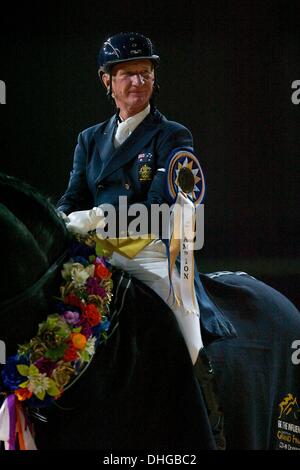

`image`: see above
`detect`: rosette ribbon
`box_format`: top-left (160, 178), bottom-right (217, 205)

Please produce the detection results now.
top-left (165, 148), bottom-right (205, 353)
top-left (170, 191), bottom-right (198, 315)
top-left (0, 395), bottom-right (37, 450)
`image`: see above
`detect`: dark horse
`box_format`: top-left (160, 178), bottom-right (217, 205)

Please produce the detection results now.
top-left (0, 173), bottom-right (300, 450)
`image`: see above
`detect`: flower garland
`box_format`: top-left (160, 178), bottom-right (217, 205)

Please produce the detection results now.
top-left (0, 236), bottom-right (113, 449)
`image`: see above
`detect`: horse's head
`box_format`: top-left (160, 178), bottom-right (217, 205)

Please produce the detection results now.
top-left (0, 173), bottom-right (69, 356)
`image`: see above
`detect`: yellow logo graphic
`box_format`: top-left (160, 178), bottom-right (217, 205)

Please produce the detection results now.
top-left (139, 164), bottom-right (152, 181)
top-left (279, 394), bottom-right (300, 419)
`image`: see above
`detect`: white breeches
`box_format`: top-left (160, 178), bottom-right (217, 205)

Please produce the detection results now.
top-left (109, 240), bottom-right (203, 365)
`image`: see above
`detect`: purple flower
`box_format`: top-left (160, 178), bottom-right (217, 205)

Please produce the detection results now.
top-left (86, 278), bottom-right (106, 297)
top-left (80, 325), bottom-right (92, 338)
top-left (62, 310), bottom-right (81, 325)
top-left (34, 358), bottom-right (56, 375)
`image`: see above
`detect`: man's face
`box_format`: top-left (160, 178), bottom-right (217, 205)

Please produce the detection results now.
top-left (103, 59), bottom-right (155, 118)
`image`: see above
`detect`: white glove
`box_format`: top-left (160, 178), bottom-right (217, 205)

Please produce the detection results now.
top-left (66, 207), bottom-right (106, 235)
top-left (56, 210), bottom-right (70, 223)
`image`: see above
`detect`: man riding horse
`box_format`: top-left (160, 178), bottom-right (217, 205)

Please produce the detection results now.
top-left (56, 31), bottom-right (236, 366)
top-left (0, 32), bottom-right (299, 451)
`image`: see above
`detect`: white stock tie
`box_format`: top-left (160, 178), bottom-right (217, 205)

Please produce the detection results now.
top-left (114, 121), bottom-right (131, 147)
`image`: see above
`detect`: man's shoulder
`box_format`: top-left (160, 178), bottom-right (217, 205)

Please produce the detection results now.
top-left (80, 116), bottom-right (114, 140)
top-left (156, 109), bottom-right (191, 135)
top-left (153, 109), bottom-right (193, 152)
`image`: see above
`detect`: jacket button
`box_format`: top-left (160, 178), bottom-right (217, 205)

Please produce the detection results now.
top-left (124, 183), bottom-right (130, 190)
top-left (97, 183), bottom-right (105, 190)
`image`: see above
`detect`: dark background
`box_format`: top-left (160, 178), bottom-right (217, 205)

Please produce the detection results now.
top-left (0, 0), bottom-right (299, 306)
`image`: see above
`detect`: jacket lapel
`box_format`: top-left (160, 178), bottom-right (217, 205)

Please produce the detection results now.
top-left (95, 110), bottom-right (162, 184)
top-left (93, 115), bottom-right (117, 164)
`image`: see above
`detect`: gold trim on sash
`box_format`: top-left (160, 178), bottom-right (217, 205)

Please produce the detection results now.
top-left (96, 235), bottom-right (156, 259)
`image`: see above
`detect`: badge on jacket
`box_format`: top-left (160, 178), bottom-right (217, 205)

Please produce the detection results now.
top-left (138, 153), bottom-right (153, 182)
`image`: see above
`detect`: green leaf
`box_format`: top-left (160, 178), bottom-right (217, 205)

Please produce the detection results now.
top-left (17, 343), bottom-right (31, 356)
top-left (56, 327), bottom-right (70, 339)
top-left (35, 390), bottom-right (46, 401)
top-left (19, 381), bottom-right (29, 388)
top-left (47, 314), bottom-right (60, 326)
top-left (95, 243), bottom-right (111, 257)
top-left (72, 327), bottom-right (82, 333)
top-left (28, 364), bottom-right (39, 376)
top-left (47, 379), bottom-right (60, 397)
top-left (16, 365), bottom-right (29, 376)
top-left (80, 350), bottom-right (90, 362)
top-left (45, 343), bottom-right (67, 361)
top-left (38, 315), bottom-right (59, 335)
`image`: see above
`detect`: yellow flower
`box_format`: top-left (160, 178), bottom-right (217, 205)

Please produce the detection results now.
top-left (52, 363), bottom-right (74, 388)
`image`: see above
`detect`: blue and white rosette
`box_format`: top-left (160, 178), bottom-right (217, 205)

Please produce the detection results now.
top-left (166, 148), bottom-right (205, 206)
top-left (165, 148), bottom-right (205, 319)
